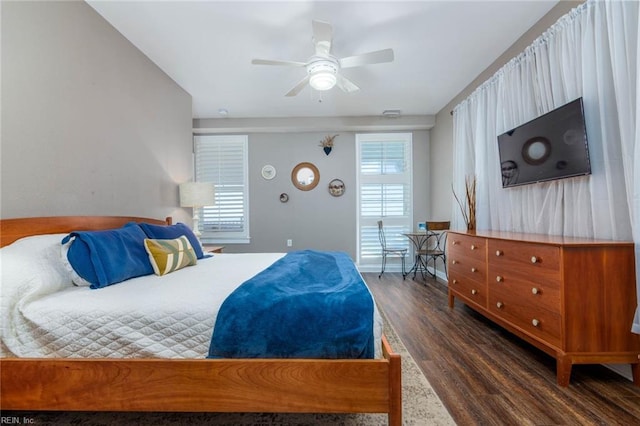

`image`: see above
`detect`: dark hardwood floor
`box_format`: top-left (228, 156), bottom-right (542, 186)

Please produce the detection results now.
top-left (364, 272), bottom-right (640, 426)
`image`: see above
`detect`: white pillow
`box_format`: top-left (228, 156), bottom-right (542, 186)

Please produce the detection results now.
top-left (1, 233), bottom-right (72, 286)
top-left (0, 233), bottom-right (73, 293)
top-left (1, 233), bottom-right (74, 354)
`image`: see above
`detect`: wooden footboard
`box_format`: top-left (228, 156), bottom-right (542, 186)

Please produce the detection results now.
top-left (1, 335), bottom-right (401, 425)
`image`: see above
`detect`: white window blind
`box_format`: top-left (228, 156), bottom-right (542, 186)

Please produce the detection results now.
top-left (194, 134), bottom-right (249, 243)
top-left (357, 133), bottom-right (412, 269)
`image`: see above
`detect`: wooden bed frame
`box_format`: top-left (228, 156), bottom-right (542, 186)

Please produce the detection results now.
top-left (0, 216), bottom-right (402, 425)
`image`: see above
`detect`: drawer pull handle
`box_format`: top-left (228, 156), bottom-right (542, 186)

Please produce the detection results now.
top-left (471, 244), bottom-right (476, 250)
top-left (531, 256), bottom-right (539, 264)
top-left (496, 250), bottom-right (503, 256)
top-left (532, 287), bottom-right (539, 295)
top-left (452, 260), bottom-right (458, 264)
top-left (471, 267), bottom-right (477, 273)
top-left (532, 319), bottom-right (540, 327)
top-left (453, 279), bottom-right (458, 284)
top-left (496, 276), bottom-right (503, 282)
top-left (452, 241), bottom-right (459, 245)
top-left (471, 289), bottom-right (477, 295)
top-left (496, 302), bottom-right (503, 309)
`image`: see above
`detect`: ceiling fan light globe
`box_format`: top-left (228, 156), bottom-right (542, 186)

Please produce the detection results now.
top-left (309, 71), bottom-right (337, 91)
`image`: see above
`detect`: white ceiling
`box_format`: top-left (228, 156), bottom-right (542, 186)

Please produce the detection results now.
top-left (87, 1), bottom-right (559, 119)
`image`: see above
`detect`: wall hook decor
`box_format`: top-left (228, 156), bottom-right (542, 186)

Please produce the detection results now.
top-left (319, 134), bottom-right (338, 155)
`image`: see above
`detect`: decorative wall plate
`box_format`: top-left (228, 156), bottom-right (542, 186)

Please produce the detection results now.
top-left (279, 193), bottom-right (289, 203)
top-left (261, 165), bottom-right (276, 180)
top-left (328, 179), bottom-right (345, 197)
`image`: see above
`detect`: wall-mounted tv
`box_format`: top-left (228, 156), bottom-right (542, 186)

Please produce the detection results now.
top-left (497, 98), bottom-right (591, 188)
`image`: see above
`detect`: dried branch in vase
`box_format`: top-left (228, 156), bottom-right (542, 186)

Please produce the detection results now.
top-left (453, 175), bottom-right (476, 231)
top-left (319, 134), bottom-right (339, 148)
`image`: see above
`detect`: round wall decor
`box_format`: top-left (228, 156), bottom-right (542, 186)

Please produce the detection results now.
top-left (291, 162), bottom-right (319, 191)
top-left (328, 179), bottom-right (345, 197)
top-left (261, 165), bottom-right (276, 180)
top-left (279, 193), bottom-right (289, 203)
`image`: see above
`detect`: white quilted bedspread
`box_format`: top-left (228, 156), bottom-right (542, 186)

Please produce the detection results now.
top-left (1, 234), bottom-right (382, 359)
top-left (1, 233), bottom-right (284, 358)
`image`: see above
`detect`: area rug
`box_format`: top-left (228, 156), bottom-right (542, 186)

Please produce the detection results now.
top-left (3, 311), bottom-right (455, 425)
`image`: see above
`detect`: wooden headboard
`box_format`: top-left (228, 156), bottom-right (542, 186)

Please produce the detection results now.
top-left (0, 216), bottom-right (172, 247)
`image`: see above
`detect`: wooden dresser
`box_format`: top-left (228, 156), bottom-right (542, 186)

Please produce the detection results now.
top-left (447, 230), bottom-right (640, 386)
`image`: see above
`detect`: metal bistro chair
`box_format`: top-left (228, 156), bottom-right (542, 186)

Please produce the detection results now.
top-left (416, 221), bottom-right (450, 279)
top-left (377, 220), bottom-right (407, 279)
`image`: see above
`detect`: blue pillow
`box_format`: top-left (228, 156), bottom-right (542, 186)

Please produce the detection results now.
top-left (138, 222), bottom-right (204, 259)
top-left (61, 223), bottom-right (153, 289)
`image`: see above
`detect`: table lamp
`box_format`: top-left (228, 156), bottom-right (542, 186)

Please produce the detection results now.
top-left (179, 182), bottom-right (215, 238)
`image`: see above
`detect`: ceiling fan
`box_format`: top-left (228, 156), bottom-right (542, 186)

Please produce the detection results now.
top-left (251, 20), bottom-right (394, 97)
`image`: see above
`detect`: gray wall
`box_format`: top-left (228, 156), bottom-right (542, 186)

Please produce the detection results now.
top-left (429, 1), bottom-right (584, 221)
top-left (247, 131), bottom-right (361, 255)
top-left (192, 125), bottom-right (429, 261)
top-left (1, 1), bottom-right (193, 223)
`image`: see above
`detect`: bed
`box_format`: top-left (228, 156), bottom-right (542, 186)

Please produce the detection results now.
top-left (0, 216), bottom-right (402, 425)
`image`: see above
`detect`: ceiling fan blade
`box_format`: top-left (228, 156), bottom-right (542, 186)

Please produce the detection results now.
top-left (252, 58), bottom-right (306, 67)
top-left (339, 48), bottom-right (394, 68)
top-left (285, 75), bottom-right (311, 97)
top-left (336, 74), bottom-right (360, 93)
top-left (312, 20), bottom-right (333, 56)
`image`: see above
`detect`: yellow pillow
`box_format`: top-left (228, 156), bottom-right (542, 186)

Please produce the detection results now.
top-left (144, 236), bottom-right (197, 276)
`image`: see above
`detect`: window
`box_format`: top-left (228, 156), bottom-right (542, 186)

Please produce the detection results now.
top-left (356, 133), bottom-right (412, 270)
top-left (194, 134), bottom-right (249, 243)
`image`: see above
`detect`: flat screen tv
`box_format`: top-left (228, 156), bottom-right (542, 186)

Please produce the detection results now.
top-left (497, 98), bottom-right (591, 188)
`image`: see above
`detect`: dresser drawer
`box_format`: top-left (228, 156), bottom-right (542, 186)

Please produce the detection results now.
top-left (488, 290), bottom-right (561, 347)
top-left (489, 276), bottom-right (561, 314)
top-left (449, 251), bottom-right (486, 283)
top-left (449, 274), bottom-right (486, 308)
top-left (488, 240), bottom-right (561, 284)
top-left (448, 234), bottom-right (486, 261)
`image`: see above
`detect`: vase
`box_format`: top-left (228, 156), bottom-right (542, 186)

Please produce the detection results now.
top-left (323, 147), bottom-right (332, 155)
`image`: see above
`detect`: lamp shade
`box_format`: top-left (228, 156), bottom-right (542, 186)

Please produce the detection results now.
top-left (179, 182), bottom-right (215, 207)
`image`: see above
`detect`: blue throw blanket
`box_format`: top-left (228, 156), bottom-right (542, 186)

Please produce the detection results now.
top-left (208, 250), bottom-right (375, 359)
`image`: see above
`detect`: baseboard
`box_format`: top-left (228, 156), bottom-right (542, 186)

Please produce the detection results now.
top-left (604, 363), bottom-right (633, 381)
top-left (423, 267), bottom-right (448, 282)
top-left (357, 264), bottom-right (403, 273)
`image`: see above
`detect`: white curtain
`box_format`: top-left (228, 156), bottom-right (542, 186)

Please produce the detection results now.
top-left (451, 0), bottom-right (640, 333)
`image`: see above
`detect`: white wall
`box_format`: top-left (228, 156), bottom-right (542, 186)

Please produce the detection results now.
top-left (1, 1), bottom-right (193, 223)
